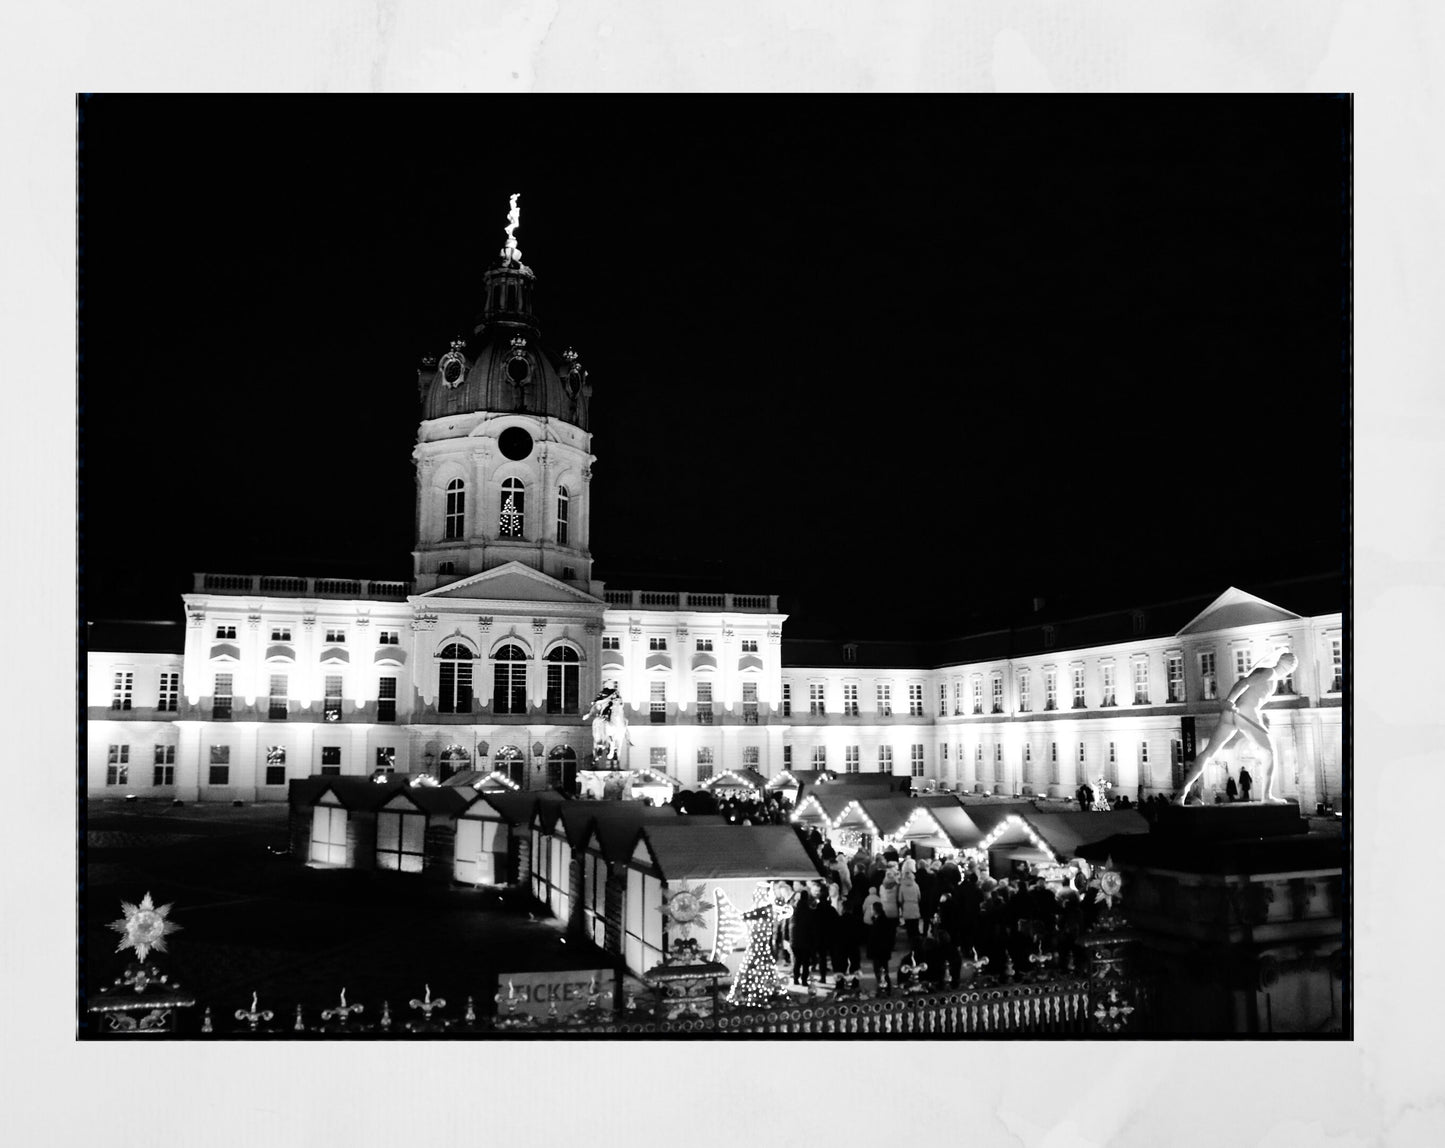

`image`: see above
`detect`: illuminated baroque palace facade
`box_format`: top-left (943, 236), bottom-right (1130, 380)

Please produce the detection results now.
top-left (86, 225), bottom-right (1344, 808)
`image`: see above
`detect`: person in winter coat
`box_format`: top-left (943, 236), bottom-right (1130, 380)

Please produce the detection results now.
top-left (879, 866), bottom-right (901, 921)
top-left (812, 887), bottom-right (838, 980)
top-left (898, 871), bottom-right (923, 951)
top-left (866, 903), bottom-right (897, 990)
top-left (860, 882), bottom-right (882, 925)
top-left (830, 854), bottom-right (852, 896)
top-left (922, 913), bottom-right (957, 988)
top-left (834, 896), bottom-right (863, 975)
top-left (791, 890), bottom-right (817, 985)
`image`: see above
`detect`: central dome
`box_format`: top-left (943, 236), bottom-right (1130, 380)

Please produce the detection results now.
top-left (419, 258), bottom-right (591, 429)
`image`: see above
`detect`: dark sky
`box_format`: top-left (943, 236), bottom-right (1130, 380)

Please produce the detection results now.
top-left (79, 97), bottom-right (1349, 638)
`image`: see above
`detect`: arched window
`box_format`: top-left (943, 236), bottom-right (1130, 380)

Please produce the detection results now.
top-left (499, 477), bottom-right (525, 538)
top-left (556, 486), bottom-right (569, 547)
top-left (438, 743), bottom-right (470, 781)
top-left (547, 745), bottom-right (577, 790)
top-left (437, 643), bottom-right (474, 714)
top-left (496, 744), bottom-right (524, 787)
top-left (546, 645), bottom-right (580, 714)
top-left (493, 644), bottom-right (528, 714)
top-left (444, 479), bottom-right (466, 540)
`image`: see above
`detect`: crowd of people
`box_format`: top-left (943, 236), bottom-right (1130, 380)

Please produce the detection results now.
top-left (784, 827), bottom-right (1106, 994)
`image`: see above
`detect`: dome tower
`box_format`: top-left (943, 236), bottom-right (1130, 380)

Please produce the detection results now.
top-left (412, 196), bottom-right (595, 593)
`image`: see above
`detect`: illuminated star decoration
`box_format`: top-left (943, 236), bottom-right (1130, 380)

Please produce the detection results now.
top-left (108, 893), bottom-right (181, 963)
top-left (1090, 860), bottom-right (1124, 909)
top-left (659, 884), bottom-right (714, 940)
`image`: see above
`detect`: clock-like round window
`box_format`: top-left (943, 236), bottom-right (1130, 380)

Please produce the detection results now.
top-left (443, 357), bottom-right (464, 385)
top-left (498, 426), bottom-right (533, 461)
top-left (506, 357), bottom-right (530, 383)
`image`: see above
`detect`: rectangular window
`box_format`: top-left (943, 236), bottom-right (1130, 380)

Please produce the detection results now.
top-left (1078, 742), bottom-right (1086, 763)
top-left (742, 681), bottom-right (759, 724)
top-left (845, 745), bottom-right (860, 773)
top-left (697, 747), bottom-right (714, 766)
top-left (741, 639), bottom-right (759, 653)
top-left (1276, 658), bottom-right (1296, 695)
top-left (445, 481), bottom-right (465, 540)
top-left (1234, 648), bottom-right (1252, 681)
top-left (1140, 741), bottom-right (1149, 764)
top-left (1329, 638), bottom-right (1342, 692)
top-left (208, 745), bottom-right (230, 785)
top-left (1101, 664), bottom-right (1116, 707)
top-left (843, 683), bottom-right (859, 716)
top-left (321, 745), bottom-right (341, 776)
top-left (1200, 652), bottom-right (1218, 700)
top-left (378, 629), bottom-right (400, 645)
top-left (556, 488), bottom-right (569, 547)
top-left (990, 677), bottom-right (1003, 714)
top-left (781, 683), bottom-right (792, 717)
top-left (650, 682), bottom-right (666, 723)
top-left (376, 747), bottom-right (396, 773)
top-left (270, 626), bottom-right (292, 641)
top-left (809, 683), bottom-right (826, 716)
top-left (695, 680), bottom-right (714, 724)
top-left (972, 679), bottom-right (982, 714)
top-left (157, 672), bottom-right (179, 712)
top-left (650, 747), bottom-right (668, 768)
top-left (696, 763), bottom-right (714, 783)
top-left (215, 624), bottom-right (236, 640)
top-left (909, 683), bottom-right (924, 716)
top-left (325, 629), bottom-right (346, 644)
top-left (377, 676), bottom-right (397, 722)
top-left (111, 672), bottom-right (133, 711)
top-left (952, 681), bottom-right (962, 715)
top-left (649, 637), bottom-right (668, 651)
top-left (1171, 739), bottom-right (1183, 788)
top-left (939, 682), bottom-right (947, 715)
top-left (268, 674), bottom-right (288, 721)
top-left (695, 638), bottom-right (713, 651)
top-left (1167, 655), bottom-right (1184, 703)
top-left (783, 746), bottom-right (792, 767)
top-left (743, 746), bottom-right (759, 766)
top-left (1045, 670), bottom-right (1058, 711)
top-left (1049, 743), bottom-right (1060, 785)
top-left (441, 657), bottom-right (474, 714)
top-left (877, 683), bottom-right (892, 717)
top-left (1017, 671), bottom-right (1031, 712)
top-left (878, 745), bottom-right (893, 773)
top-left (212, 673), bottom-right (233, 720)
top-left (376, 809), bottom-right (426, 873)
top-left (1106, 743), bottom-right (1118, 785)
top-left (265, 746), bottom-right (286, 787)
top-left (152, 744), bottom-right (175, 786)
top-left (1072, 667), bottom-right (1086, 709)
top-left (1133, 660), bottom-right (1149, 705)
top-left (812, 745), bottom-right (827, 768)
top-left (105, 744), bottom-right (129, 786)
top-left (323, 675), bottom-right (343, 722)
top-left (602, 636), bottom-right (621, 650)
top-left (943, 743), bottom-right (949, 760)
top-left (911, 744), bottom-right (925, 778)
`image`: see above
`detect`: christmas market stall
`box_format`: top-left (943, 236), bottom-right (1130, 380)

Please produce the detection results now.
top-left (617, 824), bottom-right (822, 979)
top-left (628, 766), bottom-right (680, 806)
top-left (290, 774), bottom-right (472, 873)
top-left (453, 788), bottom-right (547, 886)
top-left (442, 768), bottom-right (522, 793)
top-left (966, 807), bottom-right (1148, 878)
top-left (764, 768), bottom-right (836, 805)
top-left (699, 767), bottom-right (770, 801)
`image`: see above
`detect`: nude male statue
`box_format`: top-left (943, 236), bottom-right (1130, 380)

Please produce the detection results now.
top-left (1176, 650), bottom-right (1299, 805)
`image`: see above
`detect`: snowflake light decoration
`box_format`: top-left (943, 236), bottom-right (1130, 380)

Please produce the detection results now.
top-left (108, 893), bottom-right (181, 963)
top-left (1090, 860), bottom-right (1124, 909)
top-left (659, 884), bottom-right (714, 939)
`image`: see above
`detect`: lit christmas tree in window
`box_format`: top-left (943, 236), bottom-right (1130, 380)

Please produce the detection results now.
top-left (499, 493), bottom-right (522, 537)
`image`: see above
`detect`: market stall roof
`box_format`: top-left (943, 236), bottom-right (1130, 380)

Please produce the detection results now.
top-left (957, 800), bottom-right (1040, 837)
top-left (554, 801), bottom-right (689, 850)
top-left (808, 773), bottom-right (905, 795)
top-left (927, 805), bottom-right (987, 850)
top-left (768, 768), bottom-right (836, 790)
top-left (292, 774), bottom-right (445, 812)
top-left (443, 768), bottom-right (521, 792)
top-left (632, 824), bottom-right (822, 881)
top-left (527, 791), bottom-right (574, 836)
top-left (832, 796), bottom-right (961, 840)
top-left (459, 789), bottom-right (543, 824)
top-left (701, 767), bottom-right (770, 792)
top-left (1022, 810), bottom-right (1150, 857)
top-left (586, 811), bottom-right (724, 862)
top-left (401, 786), bottom-right (474, 817)
top-left (630, 767), bottom-right (681, 790)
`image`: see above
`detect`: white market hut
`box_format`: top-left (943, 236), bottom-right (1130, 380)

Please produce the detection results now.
top-left (976, 809), bottom-right (1151, 878)
top-left (700, 768), bottom-right (770, 801)
top-left (618, 824), bottom-right (822, 977)
top-left (453, 789), bottom-right (543, 886)
top-left (629, 767), bottom-right (681, 806)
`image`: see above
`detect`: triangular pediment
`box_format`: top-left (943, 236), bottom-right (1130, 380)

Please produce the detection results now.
top-left (1176, 587), bottom-right (1303, 636)
top-left (417, 562), bottom-right (602, 606)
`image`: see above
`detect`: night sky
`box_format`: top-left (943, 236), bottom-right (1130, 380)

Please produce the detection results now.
top-left (79, 97), bottom-right (1349, 639)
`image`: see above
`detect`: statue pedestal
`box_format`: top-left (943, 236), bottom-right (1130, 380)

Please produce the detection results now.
top-left (1155, 800), bottom-right (1307, 841)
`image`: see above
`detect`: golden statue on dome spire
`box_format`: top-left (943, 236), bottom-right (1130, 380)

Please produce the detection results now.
top-left (501, 193), bottom-right (523, 264)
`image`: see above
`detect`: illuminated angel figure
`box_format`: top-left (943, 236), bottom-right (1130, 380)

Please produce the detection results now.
top-left (725, 881), bottom-right (795, 1008)
top-left (586, 684), bottom-right (628, 764)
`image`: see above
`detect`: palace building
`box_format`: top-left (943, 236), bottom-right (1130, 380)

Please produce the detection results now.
top-left (85, 217), bottom-right (1343, 810)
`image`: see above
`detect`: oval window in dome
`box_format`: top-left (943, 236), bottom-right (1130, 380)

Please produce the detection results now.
top-left (443, 358), bottom-right (463, 385)
top-left (498, 426), bottom-right (533, 461)
top-left (506, 357), bottom-right (530, 383)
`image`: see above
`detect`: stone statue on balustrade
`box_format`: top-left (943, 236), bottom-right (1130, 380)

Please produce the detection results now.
top-left (1176, 650), bottom-right (1298, 805)
top-left (586, 684), bottom-right (628, 765)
